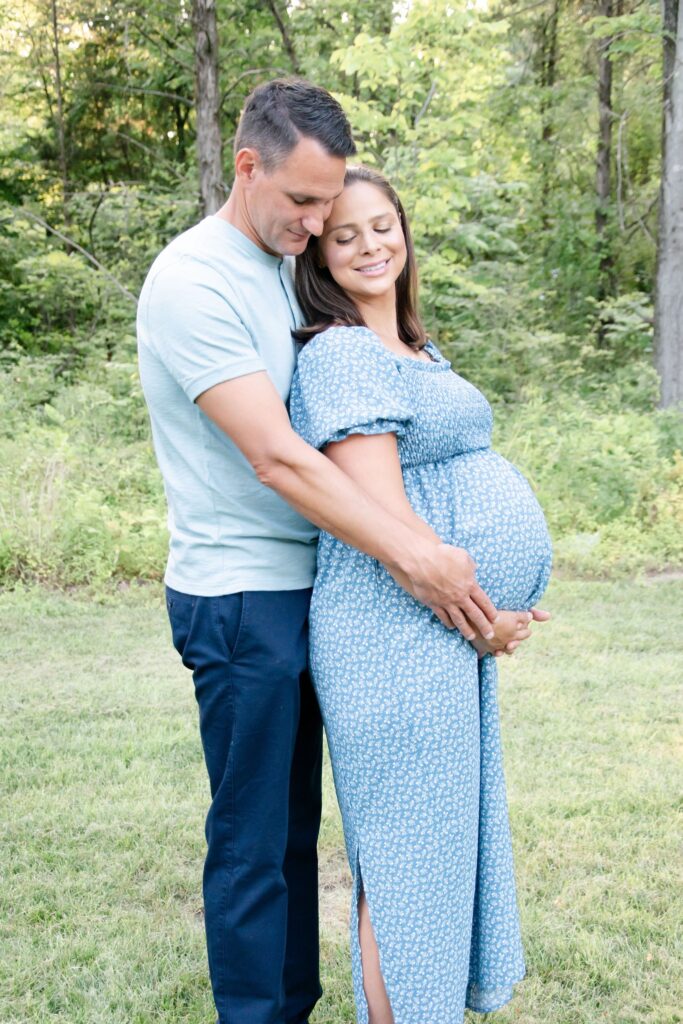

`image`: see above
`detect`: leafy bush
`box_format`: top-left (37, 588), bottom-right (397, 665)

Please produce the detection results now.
top-left (0, 354), bottom-right (680, 588)
top-left (0, 203), bottom-right (676, 589)
top-left (494, 393), bottom-right (683, 577)
top-left (0, 378), bottom-right (167, 587)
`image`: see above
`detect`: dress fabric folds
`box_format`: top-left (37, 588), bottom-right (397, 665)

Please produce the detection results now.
top-left (290, 326), bottom-right (552, 1023)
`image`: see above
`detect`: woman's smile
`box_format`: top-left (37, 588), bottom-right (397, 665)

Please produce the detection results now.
top-left (355, 258), bottom-right (390, 276)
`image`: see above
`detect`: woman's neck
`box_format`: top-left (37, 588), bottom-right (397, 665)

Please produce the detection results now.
top-left (355, 294), bottom-right (431, 361)
top-left (355, 295), bottom-right (401, 350)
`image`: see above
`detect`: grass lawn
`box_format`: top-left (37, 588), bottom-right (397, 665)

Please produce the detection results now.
top-left (1, 578), bottom-right (682, 1024)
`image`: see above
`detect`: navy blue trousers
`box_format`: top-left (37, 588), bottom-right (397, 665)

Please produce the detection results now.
top-left (166, 586), bottom-right (323, 1024)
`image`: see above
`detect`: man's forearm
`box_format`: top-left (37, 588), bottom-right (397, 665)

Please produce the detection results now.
top-left (254, 433), bottom-right (425, 578)
top-left (255, 433), bottom-right (496, 637)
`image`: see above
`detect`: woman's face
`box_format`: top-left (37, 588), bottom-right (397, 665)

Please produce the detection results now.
top-left (319, 181), bottom-right (407, 304)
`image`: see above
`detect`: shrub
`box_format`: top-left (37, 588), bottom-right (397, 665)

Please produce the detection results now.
top-left (0, 335), bottom-right (680, 588)
top-left (494, 392), bottom-right (683, 577)
top-left (0, 423), bottom-right (167, 588)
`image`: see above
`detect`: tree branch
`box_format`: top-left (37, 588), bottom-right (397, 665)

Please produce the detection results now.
top-left (261, 0), bottom-right (302, 74)
top-left (488, 0), bottom-right (555, 22)
top-left (135, 24), bottom-right (195, 75)
top-left (91, 82), bottom-right (194, 105)
top-left (220, 67), bottom-right (288, 107)
top-left (112, 131), bottom-right (186, 179)
top-left (622, 192), bottom-right (658, 243)
top-left (19, 210), bottom-right (138, 304)
top-left (414, 80), bottom-right (437, 128)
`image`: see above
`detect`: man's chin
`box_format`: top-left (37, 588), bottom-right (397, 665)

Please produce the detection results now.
top-left (282, 233), bottom-right (310, 256)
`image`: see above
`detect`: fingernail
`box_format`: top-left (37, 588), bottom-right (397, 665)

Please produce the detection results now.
top-left (484, 631), bottom-right (494, 640)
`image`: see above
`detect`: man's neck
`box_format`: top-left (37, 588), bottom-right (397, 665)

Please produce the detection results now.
top-left (214, 194), bottom-right (238, 227)
top-left (215, 192), bottom-right (272, 254)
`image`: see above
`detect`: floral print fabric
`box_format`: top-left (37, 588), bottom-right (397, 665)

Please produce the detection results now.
top-left (290, 325), bottom-right (552, 1023)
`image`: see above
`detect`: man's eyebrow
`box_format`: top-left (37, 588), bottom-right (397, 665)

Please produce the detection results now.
top-left (288, 189), bottom-right (345, 202)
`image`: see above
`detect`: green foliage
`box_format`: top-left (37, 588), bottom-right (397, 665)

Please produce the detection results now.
top-left (495, 394), bottom-right (683, 577)
top-left (0, 0), bottom-right (677, 587)
top-left (586, 9), bottom-right (662, 56)
top-left (0, 430), bottom-right (167, 586)
top-left (0, 363), bottom-right (166, 587)
top-left (0, 352), bottom-right (680, 587)
top-left (13, 250), bottom-right (99, 342)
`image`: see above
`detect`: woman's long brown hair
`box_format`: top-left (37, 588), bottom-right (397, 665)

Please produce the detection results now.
top-left (293, 165), bottom-right (427, 350)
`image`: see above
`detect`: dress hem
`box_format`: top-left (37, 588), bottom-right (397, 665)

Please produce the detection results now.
top-left (465, 971), bottom-right (526, 1014)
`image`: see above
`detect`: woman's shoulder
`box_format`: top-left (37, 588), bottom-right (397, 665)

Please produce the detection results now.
top-left (297, 323), bottom-right (390, 367)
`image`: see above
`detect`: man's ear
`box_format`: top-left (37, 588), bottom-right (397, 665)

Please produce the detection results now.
top-left (234, 147), bottom-right (261, 182)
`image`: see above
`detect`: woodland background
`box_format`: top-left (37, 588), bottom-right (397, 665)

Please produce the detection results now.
top-left (2, 6), bottom-right (683, 1023)
top-left (1, 0), bottom-right (682, 585)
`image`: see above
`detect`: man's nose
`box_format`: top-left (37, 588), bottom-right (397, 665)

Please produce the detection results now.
top-left (301, 211), bottom-right (325, 236)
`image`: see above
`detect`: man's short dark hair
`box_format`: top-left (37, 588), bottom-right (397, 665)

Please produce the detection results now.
top-left (234, 78), bottom-right (356, 170)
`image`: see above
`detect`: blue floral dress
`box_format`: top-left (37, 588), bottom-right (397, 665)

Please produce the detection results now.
top-left (289, 325), bottom-right (552, 1023)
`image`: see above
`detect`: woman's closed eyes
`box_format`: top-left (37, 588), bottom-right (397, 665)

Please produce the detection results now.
top-left (335, 227), bottom-right (392, 245)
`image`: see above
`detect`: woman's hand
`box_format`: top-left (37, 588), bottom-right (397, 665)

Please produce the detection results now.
top-left (469, 607), bottom-right (551, 658)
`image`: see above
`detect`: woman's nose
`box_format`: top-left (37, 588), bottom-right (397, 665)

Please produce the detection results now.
top-left (360, 233), bottom-right (380, 253)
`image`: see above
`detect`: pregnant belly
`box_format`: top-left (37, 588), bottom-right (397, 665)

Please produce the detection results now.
top-left (405, 449), bottom-right (553, 608)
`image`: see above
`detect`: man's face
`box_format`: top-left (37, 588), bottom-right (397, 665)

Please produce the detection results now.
top-left (241, 137), bottom-right (346, 257)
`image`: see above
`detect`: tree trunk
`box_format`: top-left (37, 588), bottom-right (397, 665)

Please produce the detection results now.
top-left (538, 0), bottom-right (560, 236)
top-left (174, 100), bottom-right (188, 163)
top-left (49, 0), bottom-right (70, 233)
top-left (192, 0), bottom-right (224, 215)
top-left (654, 0), bottom-right (683, 407)
top-left (595, 0), bottom-right (616, 314)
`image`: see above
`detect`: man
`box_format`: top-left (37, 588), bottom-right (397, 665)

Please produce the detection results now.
top-left (137, 78), bottom-right (510, 1024)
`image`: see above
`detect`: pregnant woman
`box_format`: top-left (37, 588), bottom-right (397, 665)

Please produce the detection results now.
top-left (289, 166), bottom-right (552, 1024)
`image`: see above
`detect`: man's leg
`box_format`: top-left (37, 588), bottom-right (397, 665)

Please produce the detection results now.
top-left (283, 667), bottom-right (323, 1024)
top-left (166, 586), bottom-right (321, 1024)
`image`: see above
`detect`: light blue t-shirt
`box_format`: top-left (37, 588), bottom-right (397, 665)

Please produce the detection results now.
top-left (137, 216), bottom-right (318, 596)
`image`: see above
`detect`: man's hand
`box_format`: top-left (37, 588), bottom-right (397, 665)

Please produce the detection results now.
top-left (393, 542), bottom-right (497, 639)
top-left (469, 607), bottom-right (551, 658)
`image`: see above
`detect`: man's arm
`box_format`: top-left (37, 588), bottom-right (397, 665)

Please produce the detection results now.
top-left (314, 428), bottom-right (546, 655)
top-left (197, 371), bottom-right (497, 639)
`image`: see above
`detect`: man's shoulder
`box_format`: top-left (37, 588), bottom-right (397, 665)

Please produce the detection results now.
top-left (144, 217), bottom-right (279, 297)
top-left (140, 220), bottom-right (244, 315)
top-left (146, 218), bottom-right (227, 280)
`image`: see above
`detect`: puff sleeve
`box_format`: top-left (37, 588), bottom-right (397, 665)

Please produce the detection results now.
top-left (290, 325), bottom-right (414, 450)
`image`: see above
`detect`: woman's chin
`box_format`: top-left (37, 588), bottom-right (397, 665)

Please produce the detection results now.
top-left (344, 276), bottom-right (397, 302)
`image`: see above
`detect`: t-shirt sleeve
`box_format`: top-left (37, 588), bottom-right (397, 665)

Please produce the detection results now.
top-left (140, 255), bottom-right (266, 402)
top-left (290, 325), bottom-right (414, 450)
